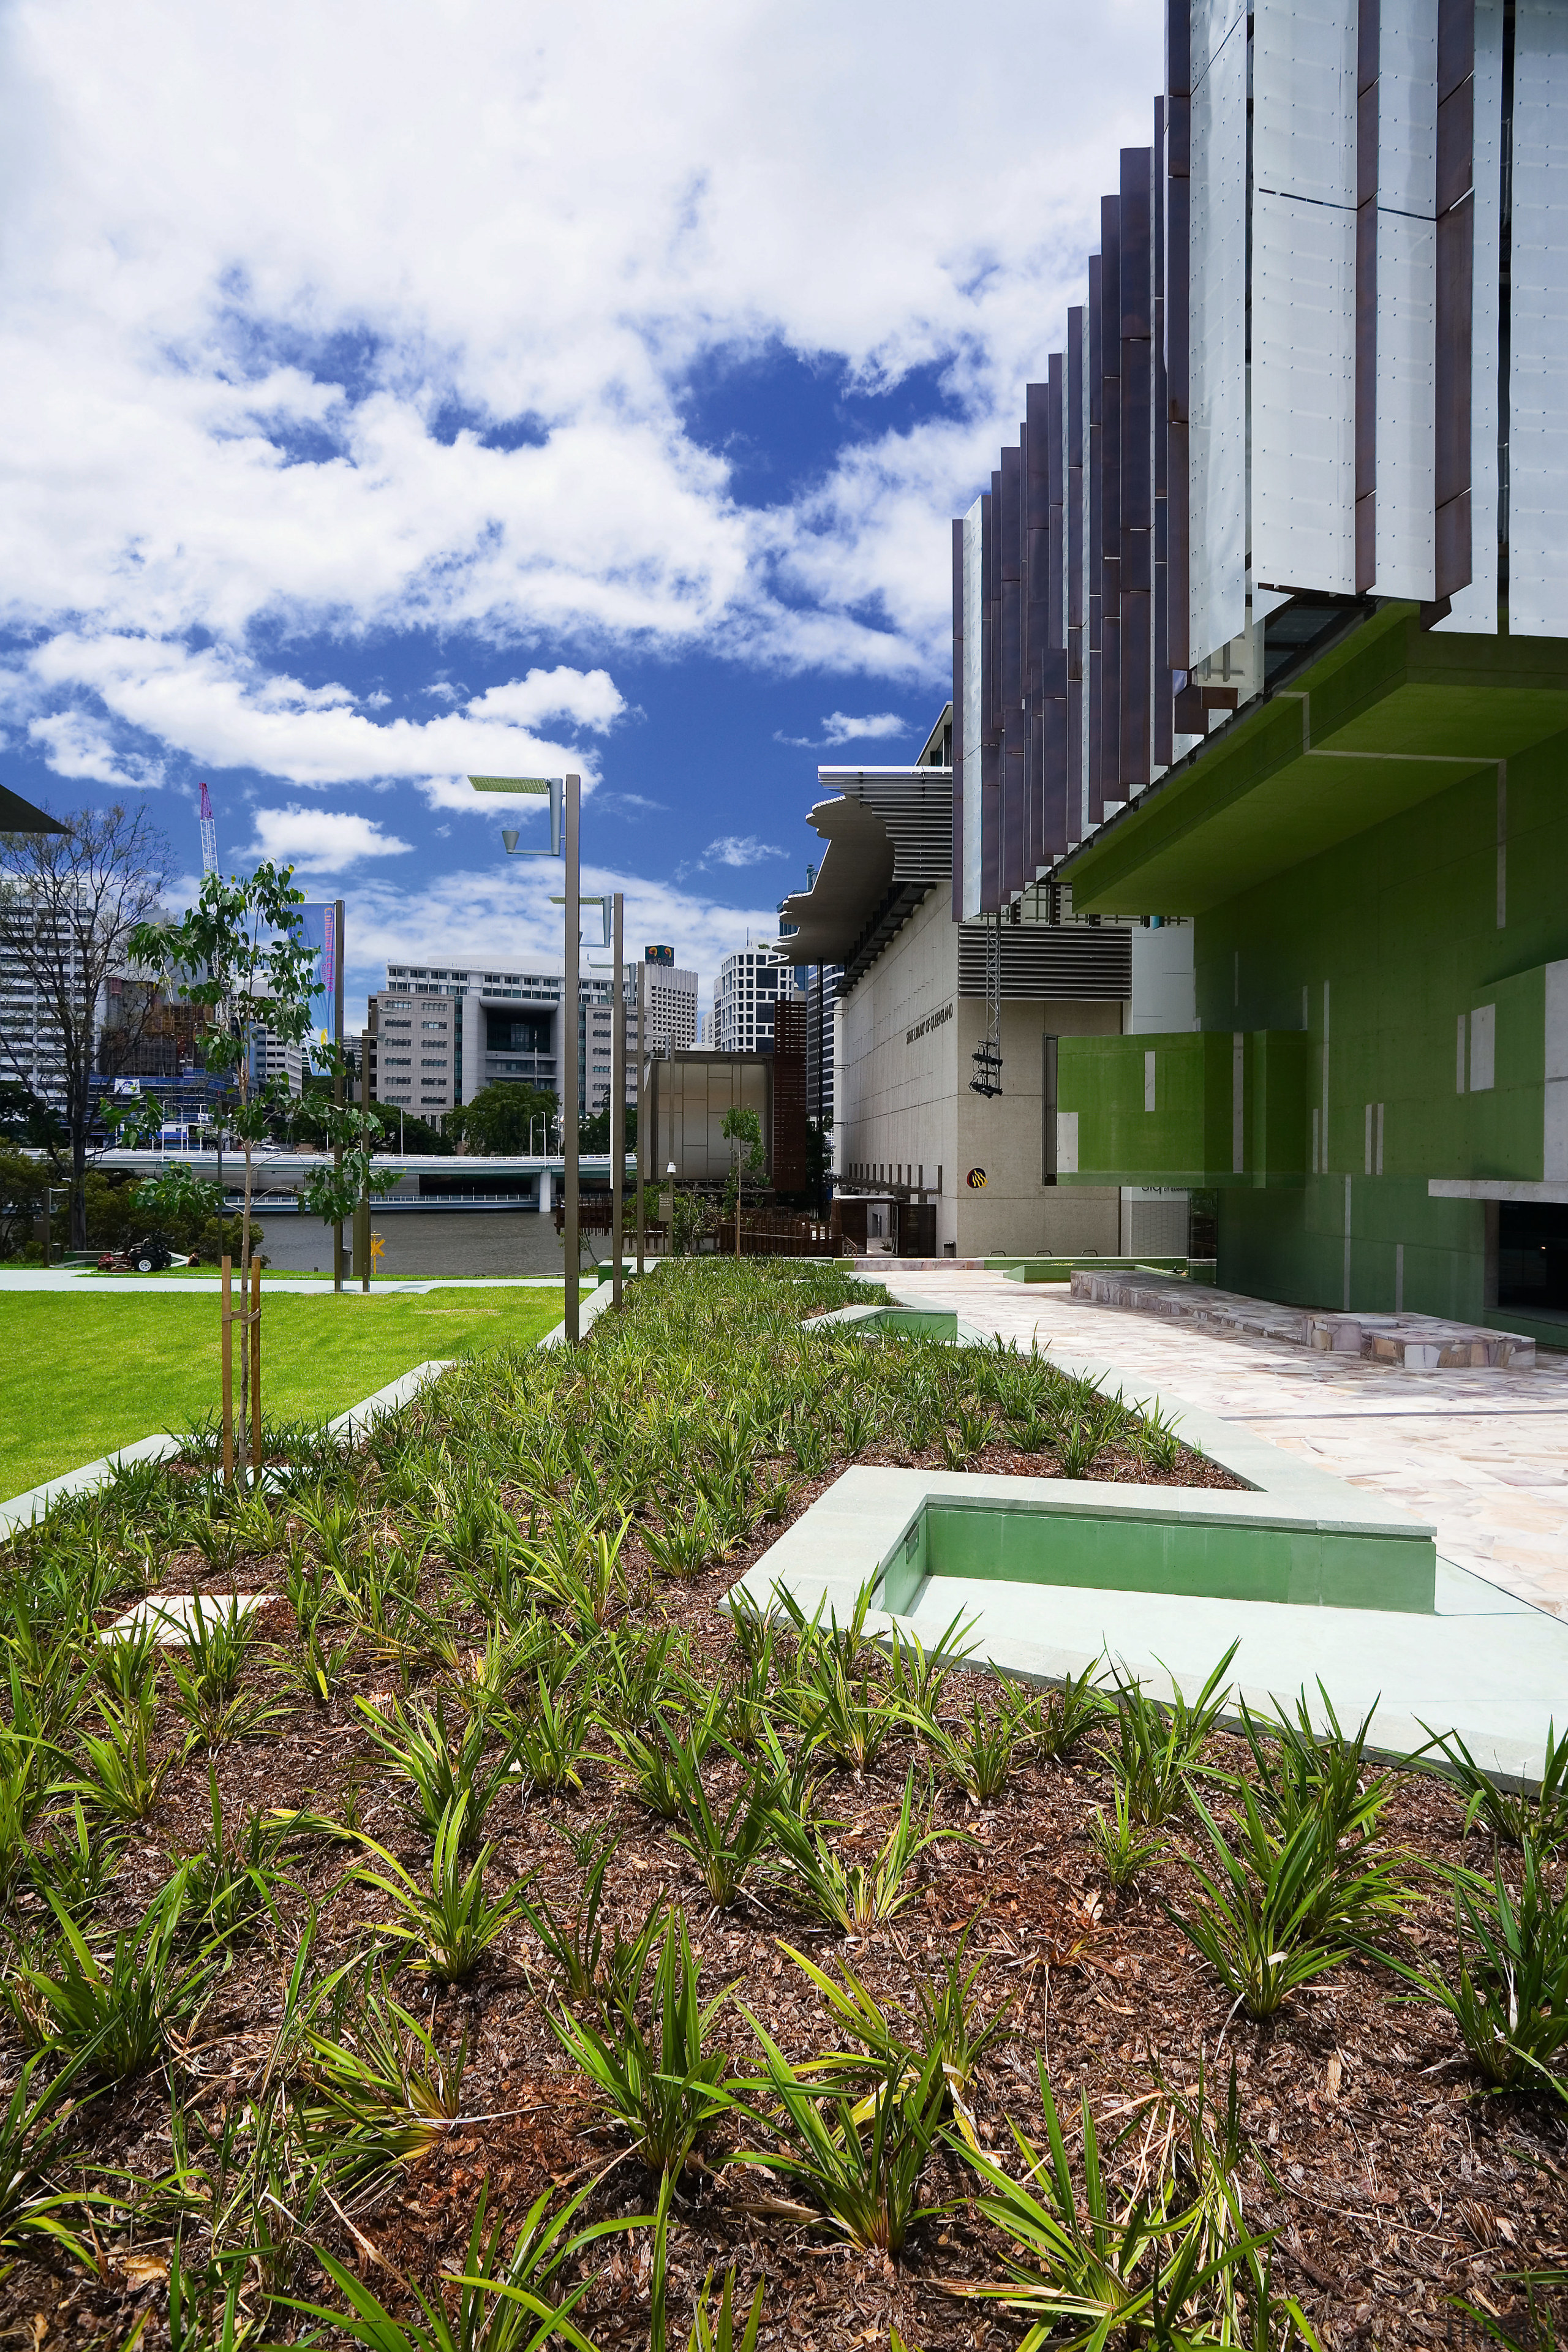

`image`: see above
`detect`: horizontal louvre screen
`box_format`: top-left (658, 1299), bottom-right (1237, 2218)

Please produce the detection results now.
top-left (957, 923), bottom-right (1131, 1000)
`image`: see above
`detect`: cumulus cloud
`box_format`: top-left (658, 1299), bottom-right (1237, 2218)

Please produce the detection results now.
top-left (0, 0), bottom-right (1161, 739)
top-left (245, 805), bottom-right (413, 868)
top-left (819, 711), bottom-right (908, 745)
top-left (676, 835), bottom-right (786, 879)
top-left (26, 709), bottom-right (162, 791)
top-left (15, 638), bottom-right (621, 803)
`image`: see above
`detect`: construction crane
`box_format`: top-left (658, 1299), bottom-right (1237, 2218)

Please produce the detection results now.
top-left (198, 782), bottom-right (217, 877)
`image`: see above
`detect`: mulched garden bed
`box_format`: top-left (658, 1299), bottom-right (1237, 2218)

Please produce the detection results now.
top-left (1, 1264), bottom-right (1562, 2351)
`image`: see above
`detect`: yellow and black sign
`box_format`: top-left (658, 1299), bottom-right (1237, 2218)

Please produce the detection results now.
top-left (965, 1167), bottom-right (987, 1189)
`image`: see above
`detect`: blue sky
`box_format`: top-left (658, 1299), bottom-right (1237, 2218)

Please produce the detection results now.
top-left (0, 0), bottom-right (1160, 1022)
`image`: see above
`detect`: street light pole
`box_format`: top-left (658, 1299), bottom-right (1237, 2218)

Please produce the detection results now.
top-left (635, 957), bottom-right (646, 1275)
top-left (564, 772), bottom-right (581, 1344)
top-left (610, 891), bottom-right (624, 1311)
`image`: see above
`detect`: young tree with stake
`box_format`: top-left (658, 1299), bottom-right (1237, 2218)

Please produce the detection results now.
top-left (129, 865), bottom-right (320, 1483)
top-left (721, 1102), bottom-right (764, 1259)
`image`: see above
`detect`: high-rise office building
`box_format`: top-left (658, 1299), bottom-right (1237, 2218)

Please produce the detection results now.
top-left (713, 945), bottom-right (799, 1055)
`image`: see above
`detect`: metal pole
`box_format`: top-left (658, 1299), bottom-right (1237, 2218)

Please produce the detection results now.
top-left (635, 958), bottom-right (646, 1275)
top-left (221, 1253), bottom-right (233, 1487)
top-left (610, 893), bottom-right (624, 1310)
top-left (332, 897), bottom-right (345, 1294)
top-left (250, 1255), bottom-right (262, 1479)
top-left (564, 774), bottom-right (580, 1344)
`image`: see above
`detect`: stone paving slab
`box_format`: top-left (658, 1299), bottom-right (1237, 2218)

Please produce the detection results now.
top-left (1069, 1267), bottom-right (1536, 1369)
top-left (100, 1593), bottom-right (279, 1645)
top-left (884, 1270), bottom-right (1568, 1620)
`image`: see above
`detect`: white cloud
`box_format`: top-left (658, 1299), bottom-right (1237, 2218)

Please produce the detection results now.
top-left (0, 0), bottom-right (1163, 757)
top-left (245, 805), bottom-right (413, 869)
top-left (341, 860), bottom-right (782, 1021)
top-left (677, 835), bottom-right (786, 878)
top-left (27, 710), bottom-right (162, 791)
top-left (819, 710), bottom-right (908, 745)
top-left (15, 637), bottom-right (620, 803)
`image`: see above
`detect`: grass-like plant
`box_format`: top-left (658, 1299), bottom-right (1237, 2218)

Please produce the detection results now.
top-left (782, 1921), bottom-right (1011, 2122)
top-left (1034, 1659), bottom-right (1112, 1760)
top-left (67, 1687), bottom-right (173, 1822)
top-left (94, 1613), bottom-right (162, 1706)
top-left (1095, 1642), bottom-right (1238, 1826)
top-left (888, 1607), bottom-right (977, 1725)
top-left (301, 1964), bottom-right (469, 2188)
top-left (352, 1794), bottom-right (526, 1983)
top-left (549, 1904), bottom-right (733, 2178)
top-left (355, 1689), bottom-right (520, 1847)
top-left (26, 1793), bottom-right (124, 1917)
top-left (518, 1822), bottom-right (619, 2000)
top-left (726, 2026), bottom-right (946, 2255)
top-left (921, 1681), bottom-right (1041, 1804)
top-left (666, 1743), bottom-right (772, 1910)
top-left (6, 1868), bottom-right (213, 2081)
top-left (0, 2051), bottom-right (114, 2269)
top-left (768, 1766), bottom-right (964, 1934)
top-left (949, 2059), bottom-right (1299, 2350)
top-left (509, 1673), bottom-right (593, 1795)
top-left (1368, 1836), bottom-right (1568, 2089)
top-left (643, 1504), bottom-right (723, 1580)
top-left (1087, 1782), bottom-right (1163, 1891)
top-left (284, 2174), bottom-right (637, 2352)
top-left (1163, 1787), bottom-right (1354, 2019)
top-left (940, 1403), bottom-right (993, 1470)
top-left (1231, 1683), bottom-right (1395, 1855)
top-left (1423, 1718), bottom-right (1568, 1853)
top-left (166, 1594), bottom-right (287, 1750)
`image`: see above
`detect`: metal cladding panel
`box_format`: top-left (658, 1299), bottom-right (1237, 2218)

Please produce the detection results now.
top-left (1373, 205), bottom-right (1438, 597)
top-left (1047, 359), bottom-right (1066, 650)
top-left (1193, 0), bottom-right (1246, 76)
top-left (960, 499), bottom-right (984, 919)
top-left (1067, 309), bottom-right (1085, 633)
top-left (951, 519), bottom-right (965, 919)
top-left (1254, 0), bottom-right (1358, 207)
top-left (1080, 314), bottom-right (1093, 843)
top-left (1437, 0), bottom-right (1501, 633)
top-left (1507, 0), bottom-right (1568, 636)
top-left (1120, 590), bottom-right (1153, 789)
top-left (1378, 0), bottom-right (1439, 216)
top-left (1165, 100), bottom-right (1191, 671)
top-left (1254, 190), bottom-right (1359, 590)
top-left (1188, 6), bottom-right (1248, 665)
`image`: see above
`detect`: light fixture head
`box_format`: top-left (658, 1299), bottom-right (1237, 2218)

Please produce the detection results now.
top-left (502, 827), bottom-right (519, 854)
top-left (666, 1160), bottom-right (676, 1177)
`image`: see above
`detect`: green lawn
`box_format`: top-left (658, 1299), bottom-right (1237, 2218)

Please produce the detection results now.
top-left (1, 1284), bottom-right (586, 1497)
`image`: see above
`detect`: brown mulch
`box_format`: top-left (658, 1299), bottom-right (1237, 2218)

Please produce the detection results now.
top-left (2, 1462), bottom-right (1564, 2351)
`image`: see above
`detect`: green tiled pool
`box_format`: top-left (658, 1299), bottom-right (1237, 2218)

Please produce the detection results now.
top-left (876, 1491), bottom-right (1437, 1617)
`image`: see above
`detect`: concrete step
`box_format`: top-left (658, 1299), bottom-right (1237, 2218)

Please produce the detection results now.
top-left (1069, 1268), bottom-right (1536, 1370)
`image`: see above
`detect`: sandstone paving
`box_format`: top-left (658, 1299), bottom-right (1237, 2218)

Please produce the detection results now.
top-left (884, 1269), bottom-right (1568, 1619)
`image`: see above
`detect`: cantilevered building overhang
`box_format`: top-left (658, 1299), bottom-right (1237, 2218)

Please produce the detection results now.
top-left (780, 767), bottom-right (954, 990)
top-left (1063, 605), bottom-right (1568, 921)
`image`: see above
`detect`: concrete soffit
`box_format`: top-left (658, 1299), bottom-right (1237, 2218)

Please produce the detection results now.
top-left (1060, 605), bottom-right (1568, 917)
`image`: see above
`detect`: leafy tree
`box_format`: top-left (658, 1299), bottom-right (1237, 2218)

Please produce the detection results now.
top-left (720, 1102), bottom-right (764, 1258)
top-left (0, 1081), bottom-right (65, 1152)
top-left (0, 802), bottom-right (175, 1248)
top-left (294, 1044), bottom-right (403, 1248)
top-left (451, 1082), bottom-right (557, 1157)
top-left (129, 864), bottom-right (321, 1482)
top-left (578, 1103), bottom-right (636, 1154)
top-left (0, 1145), bottom-right (45, 1258)
top-left (375, 1107), bottom-right (453, 1157)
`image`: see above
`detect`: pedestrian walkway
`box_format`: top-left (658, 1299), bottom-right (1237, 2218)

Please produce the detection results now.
top-left (885, 1270), bottom-right (1568, 1620)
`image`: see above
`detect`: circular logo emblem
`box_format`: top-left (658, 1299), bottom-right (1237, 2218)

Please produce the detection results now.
top-left (965, 1167), bottom-right (987, 1189)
